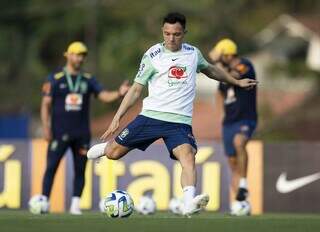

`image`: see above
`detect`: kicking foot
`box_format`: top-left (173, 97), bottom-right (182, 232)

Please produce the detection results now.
top-left (87, 143), bottom-right (107, 160)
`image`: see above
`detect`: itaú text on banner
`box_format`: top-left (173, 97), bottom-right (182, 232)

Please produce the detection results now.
top-left (0, 139), bottom-right (263, 214)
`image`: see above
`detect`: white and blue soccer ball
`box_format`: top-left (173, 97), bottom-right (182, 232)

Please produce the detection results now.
top-left (135, 196), bottom-right (157, 215)
top-left (100, 190), bottom-right (134, 218)
top-left (28, 195), bottom-right (50, 214)
top-left (169, 198), bottom-right (183, 215)
top-left (230, 200), bottom-right (251, 216)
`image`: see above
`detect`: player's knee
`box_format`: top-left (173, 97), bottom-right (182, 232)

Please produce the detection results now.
top-left (228, 158), bottom-right (238, 172)
top-left (179, 152), bottom-right (195, 169)
top-left (105, 146), bottom-right (122, 160)
top-left (233, 135), bottom-right (247, 151)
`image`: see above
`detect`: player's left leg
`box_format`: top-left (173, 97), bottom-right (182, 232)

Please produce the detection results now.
top-left (165, 123), bottom-right (209, 216)
top-left (173, 144), bottom-right (196, 191)
top-left (69, 137), bottom-right (90, 215)
top-left (173, 144), bottom-right (209, 216)
top-left (42, 138), bottom-right (69, 198)
top-left (233, 133), bottom-right (249, 201)
top-left (228, 156), bottom-right (240, 194)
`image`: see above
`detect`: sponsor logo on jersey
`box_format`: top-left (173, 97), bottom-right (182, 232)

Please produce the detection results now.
top-left (183, 44), bottom-right (194, 51)
top-left (236, 63), bottom-right (249, 75)
top-left (150, 48), bottom-right (161, 58)
top-left (168, 66), bottom-right (187, 79)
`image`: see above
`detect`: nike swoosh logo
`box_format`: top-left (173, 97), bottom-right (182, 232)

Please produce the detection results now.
top-left (172, 58), bottom-right (178, 61)
top-left (276, 172), bottom-right (320, 193)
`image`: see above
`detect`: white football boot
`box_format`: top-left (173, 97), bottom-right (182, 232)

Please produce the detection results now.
top-left (183, 194), bottom-right (209, 217)
top-left (87, 142), bottom-right (108, 160)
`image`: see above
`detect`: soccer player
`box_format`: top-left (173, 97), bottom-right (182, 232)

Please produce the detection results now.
top-left (209, 38), bottom-right (257, 210)
top-left (87, 13), bottom-right (257, 216)
top-left (40, 41), bottom-right (130, 215)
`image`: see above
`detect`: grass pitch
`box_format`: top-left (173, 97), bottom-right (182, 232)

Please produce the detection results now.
top-left (1, 211), bottom-right (320, 232)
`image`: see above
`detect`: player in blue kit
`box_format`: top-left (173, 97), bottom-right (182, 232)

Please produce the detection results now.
top-left (40, 41), bottom-right (130, 215)
top-left (209, 39), bottom-right (257, 211)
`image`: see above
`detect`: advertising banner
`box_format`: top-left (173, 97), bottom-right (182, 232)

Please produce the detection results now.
top-left (0, 139), bottom-right (263, 214)
top-left (0, 140), bottom-right (31, 209)
top-left (264, 142), bottom-right (320, 213)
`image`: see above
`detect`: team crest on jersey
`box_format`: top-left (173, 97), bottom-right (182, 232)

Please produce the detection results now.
top-left (168, 66), bottom-right (187, 79)
top-left (80, 81), bottom-right (88, 93)
top-left (118, 128), bottom-right (129, 140)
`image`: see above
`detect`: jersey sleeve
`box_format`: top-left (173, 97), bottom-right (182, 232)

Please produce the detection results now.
top-left (134, 54), bottom-right (156, 85)
top-left (88, 76), bottom-right (104, 97)
top-left (196, 48), bottom-right (210, 72)
top-left (42, 74), bottom-right (54, 97)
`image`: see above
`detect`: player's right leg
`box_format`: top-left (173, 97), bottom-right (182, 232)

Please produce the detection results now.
top-left (42, 138), bottom-right (68, 198)
top-left (233, 133), bottom-right (249, 201)
top-left (228, 156), bottom-right (240, 194)
top-left (87, 115), bottom-right (158, 161)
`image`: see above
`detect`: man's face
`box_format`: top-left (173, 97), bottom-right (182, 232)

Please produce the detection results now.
top-left (221, 54), bottom-right (234, 65)
top-left (66, 53), bottom-right (86, 70)
top-left (162, 22), bottom-right (185, 52)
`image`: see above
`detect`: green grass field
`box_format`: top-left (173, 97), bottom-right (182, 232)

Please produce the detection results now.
top-left (1, 211), bottom-right (320, 232)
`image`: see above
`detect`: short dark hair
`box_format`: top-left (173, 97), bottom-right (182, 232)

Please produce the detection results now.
top-left (162, 12), bottom-right (186, 30)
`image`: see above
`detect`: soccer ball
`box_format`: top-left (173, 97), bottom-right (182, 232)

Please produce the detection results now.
top-left (230, 200), bottom-right (251, 216)
top-left (28, 195), bottom-right (49, 214)
top-left (99, 198), bottom-right (106, 213)
top-left (169, 198), bottom-right (183, 215)
top-left (135, 196), bottom-right (156, 215)
top-left (101, 190), bottom-right (134, 218)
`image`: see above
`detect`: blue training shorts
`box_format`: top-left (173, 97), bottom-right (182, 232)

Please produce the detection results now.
top-left (115, 115), bottom-right (197, 160)
top-left (222, 120), bottom-right (257, 157)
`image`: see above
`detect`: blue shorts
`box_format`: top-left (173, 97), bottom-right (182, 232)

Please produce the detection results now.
top-left (222, 120), bottom-right (257, 157)
top-left (115, 115), bottom-right (197, 160)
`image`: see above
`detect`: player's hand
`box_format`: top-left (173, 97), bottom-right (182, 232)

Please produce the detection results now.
top-left (43, 126), bottom-right (52, 141)
top-left (118, 80), bottom-right (130, 97)
top-left (101, 117), bottom-right (120, 141)
top-left (237, 78), bottom-right (258, 88)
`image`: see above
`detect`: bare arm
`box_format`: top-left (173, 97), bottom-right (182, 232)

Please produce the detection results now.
top-left (113, 82), bottom-right (143, 120)
top-left (41, 96), bottom-right (52, 141)
top-left (98, 80), bottom-right (130, 103)
top-left (98, 90), bottom-right (120, 103)
top-left (101, 82), bottom-right (144, 140)
top-left (201, 64), bottom-right (257, 88)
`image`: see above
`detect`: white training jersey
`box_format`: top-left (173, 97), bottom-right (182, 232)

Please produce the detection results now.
top-left (134, 43), bottom-right (209, 118)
